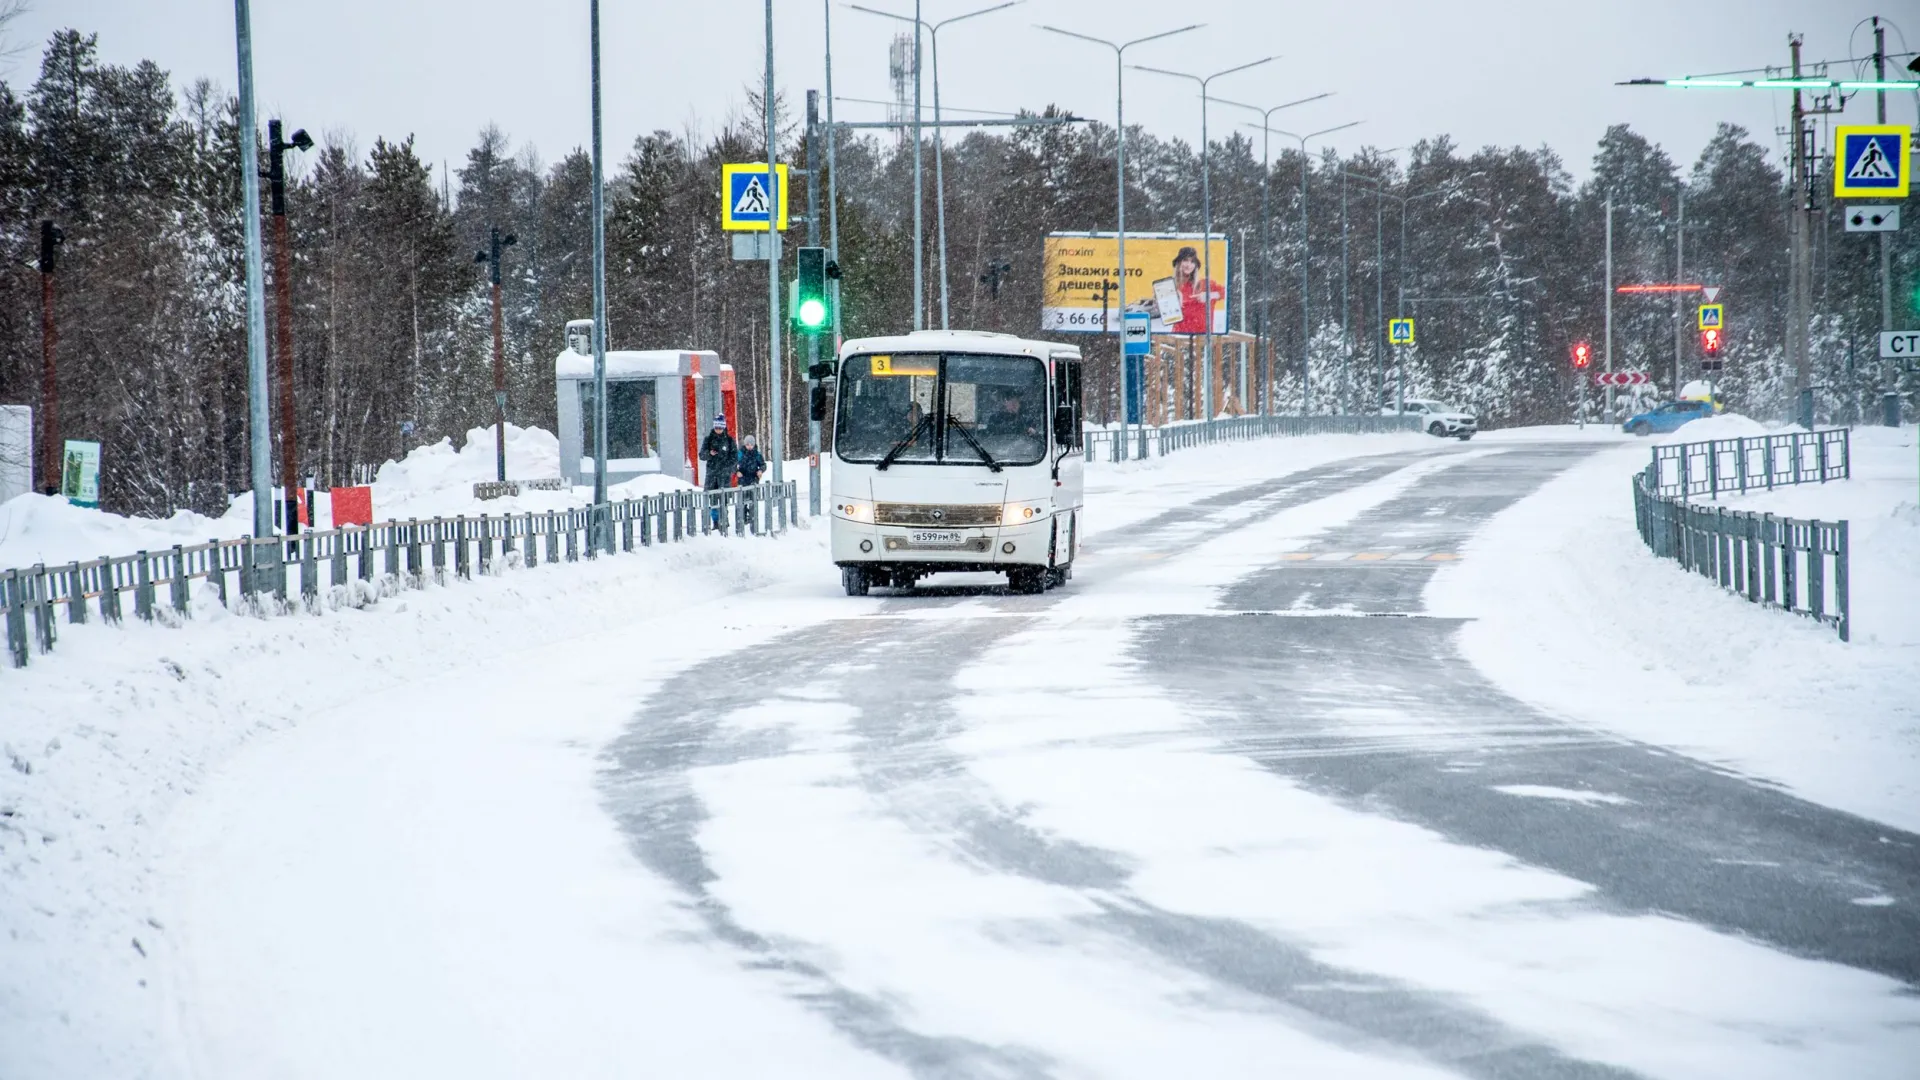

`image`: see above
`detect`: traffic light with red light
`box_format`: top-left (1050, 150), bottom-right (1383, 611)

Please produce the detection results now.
top-left (1701, 328), bottom-right (1722, 355)
top-left (1571, 342), bottom-right (1591, 369)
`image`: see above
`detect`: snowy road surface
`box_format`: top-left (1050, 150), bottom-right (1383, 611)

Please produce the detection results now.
top-left (118, 437), bottom-right (1920, 1077)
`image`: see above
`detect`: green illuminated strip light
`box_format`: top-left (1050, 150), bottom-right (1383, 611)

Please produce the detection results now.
top-left (1753, 79), bottom-right (1835, 89)
top-left (1840, 80), bottom-right (1920, 90)
top-left (1665, 79), bottom-right (1746, 88)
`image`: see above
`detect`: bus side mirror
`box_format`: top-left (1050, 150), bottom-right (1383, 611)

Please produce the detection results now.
top-left (1053, 404), bottom-right (1074, 445)
top-left (811, 384), bottom-right (829, 422)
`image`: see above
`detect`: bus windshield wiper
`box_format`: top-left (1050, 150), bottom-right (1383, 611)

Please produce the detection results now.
top-left (876, 412), bottom-right (933, 470)
top-left (946, 415), bottom-right (1003, 472)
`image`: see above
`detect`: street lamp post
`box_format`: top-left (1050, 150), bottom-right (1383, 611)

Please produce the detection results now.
top-left (850, 1), bottom-right (1022, 331)
top-left (1038, 21), bottom-right (1201, 458)
top-left (1215, 93), bottom-right (1331, 414)
top-left (589, 0), bottom-right (611, 552)
top-left (1378, 180), bottom-right (1472, 413)
top-left (1253, 121), bottom-right (1361, 413)
top-left (233, 0), bottom-right (274, 539)
top-left (765, 0), bottom-right (784, 484)
top-left (1132, 57), bottom-right (1277, 421)
top-left (475, 226), bottom-right (517, 483)
top-left (266, 119), bottom-right (312, 531)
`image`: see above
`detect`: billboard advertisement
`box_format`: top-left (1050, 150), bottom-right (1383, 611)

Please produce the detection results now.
top-left (1042, 232), bottom-right (1229, 335)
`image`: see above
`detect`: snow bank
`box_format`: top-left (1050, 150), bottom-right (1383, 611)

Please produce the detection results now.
top-left (0, 493), bottom-right (236, 571)
top-left (0, 519), bottom-right (833, 1079)
top-left (1427, 424), bottom-right (1920, 831)
top-left (0, 424), bottom-right (697, 572)
top-left (1649, 412), bottom-right (1775, 443)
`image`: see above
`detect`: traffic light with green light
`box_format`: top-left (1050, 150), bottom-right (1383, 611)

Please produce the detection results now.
top-left (794, 246), bottom-right (832, 333)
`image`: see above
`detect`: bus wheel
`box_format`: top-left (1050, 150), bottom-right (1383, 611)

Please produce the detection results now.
top-left (1046, 565), bottom-right (1068, 589)
top-left (842, 566), bottom-right (870, 596)
top-left (1008, 567), bottom-right (1046, 595)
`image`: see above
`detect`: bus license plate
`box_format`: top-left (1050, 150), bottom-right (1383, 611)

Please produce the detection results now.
top-left (910, 530), bottom-right (962, 546)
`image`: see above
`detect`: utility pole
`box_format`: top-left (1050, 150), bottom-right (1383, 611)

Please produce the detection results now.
top-left (37, 221), bottom-right (62, 495)
top-left (806, 89), bottom-right (823, 515)
top-left (1604, 193), bottom-right (1614, 418)
top-left (476, 226), bottom-right (516, 482)
top-left (824, 0), bottom-right (843, 353)
top-left (1673, 185), bottom-right (1685, 395)
top-left (1874, 17), bottom-right (1898, 427)
top-left (1040, 23), bottom-right (1202, 458)
top-left (912, 0), bottom-right (923, 330)
top-left (267, 119), bottom-right (310, 530)
top-left (1135, 58), bottom-right (1276, 422)
top-left (234, 0), bottom-right (273, 540)
top-left (1787, 34), bottom-right (1810, 425)
top-left (1221, 93), bottom-right (1333, 415)
top-left (1374, 187), bottom-right (1385, 411)
top-left (1340, 170), bottom-right (1350, 412)
top-left (766, 0), bottom-right (785, 484)
top-left (589, 0), bottom-right (611, 552)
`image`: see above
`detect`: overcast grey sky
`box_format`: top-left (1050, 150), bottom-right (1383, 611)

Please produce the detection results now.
top-left (12, 1), bottom-right (1916, 185)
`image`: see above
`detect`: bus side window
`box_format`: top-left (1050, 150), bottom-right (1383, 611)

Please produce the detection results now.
top-left (1052, 359), bottom-right (1083, 449)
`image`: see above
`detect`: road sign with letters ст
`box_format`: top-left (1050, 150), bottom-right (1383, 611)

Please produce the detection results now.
top-left (1388, 317), bottom-right (1415, 345)
top-left (1834, 125), bottom-right (1910, 200)
top-left (1881, 331), bottom-right (1920, 362)
top-left (721, 163), bottom-right (790, 232)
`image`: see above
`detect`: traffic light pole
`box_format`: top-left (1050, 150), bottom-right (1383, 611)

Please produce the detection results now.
top-left (1875, 19), bottom-right (1899, 428)
top-left (765, 0), bottom-right (784, 488)
top-left (806, 91), bottom-right (823, 517)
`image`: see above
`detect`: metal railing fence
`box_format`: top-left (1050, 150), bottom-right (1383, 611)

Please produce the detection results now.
top-left (1083, 414), bottom-right (1421, 462)
top-left (1648, 428), bottom-right (1849, 500)
top-left (3, 481), bottom-right (798, 669)
top-left (1632, 462), bottom-right (1849, 641)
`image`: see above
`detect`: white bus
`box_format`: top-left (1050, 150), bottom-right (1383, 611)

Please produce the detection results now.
top-left (829, 330), bottom-right (1085, 595)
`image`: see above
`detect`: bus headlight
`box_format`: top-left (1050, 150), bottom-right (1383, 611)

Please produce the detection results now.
top-left (1001, 500), bottom-right (1050, 523)
top-left (833, 498), bottom-right (874, 522)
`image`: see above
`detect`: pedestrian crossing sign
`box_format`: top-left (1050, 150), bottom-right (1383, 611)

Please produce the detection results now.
top-left (1833, 125), bottom-right (1909, 199)
top-left (721, 163), bottom-right (790, 231)
top-left (1697, 303), bottom-right (1722, 330)
top-left (1389, 317), bottom-right (1415, 345)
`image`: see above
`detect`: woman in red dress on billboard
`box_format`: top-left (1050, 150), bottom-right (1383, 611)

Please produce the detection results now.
top-left (1166, 246), bottom-right (1222, 334)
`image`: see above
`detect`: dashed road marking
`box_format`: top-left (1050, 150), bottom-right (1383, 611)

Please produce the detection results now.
top-left (1275, 551), bottom-right (1461, 563)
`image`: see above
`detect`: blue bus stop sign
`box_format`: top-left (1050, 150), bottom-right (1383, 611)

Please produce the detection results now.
top-left (1123, 310), bottom-right (1151, 356)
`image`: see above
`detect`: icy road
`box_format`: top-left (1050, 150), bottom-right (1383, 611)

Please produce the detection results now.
top-left (36, 433), bottom-right (1917, 1079)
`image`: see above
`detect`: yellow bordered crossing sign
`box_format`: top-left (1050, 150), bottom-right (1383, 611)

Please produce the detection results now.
top-left (1388, 317), bottom-right (1415, 345)
top-left (1697, 303), bottom-right (1723, 330)
top-left (1834, 125), bottom-right (1909, 199)
top-left (721, 163), bottom-right (790, 231)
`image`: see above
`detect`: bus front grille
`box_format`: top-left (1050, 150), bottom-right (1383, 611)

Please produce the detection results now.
top-left (875, 503), bottom-right (1003, 527)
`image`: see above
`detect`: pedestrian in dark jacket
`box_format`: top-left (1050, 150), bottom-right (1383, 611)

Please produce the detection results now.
top-left (700, 415), bottom-right (737, 490)
top-left (736, 434), bottom-right (766, 486)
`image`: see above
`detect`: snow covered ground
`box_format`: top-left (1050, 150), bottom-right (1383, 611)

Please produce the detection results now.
top-left (1428, 422), bottom-right (1920, 832)
top-left (5, 422), bottom-right (1915, 1077)
top-left (0, 429), bottom-right (1436, 1077)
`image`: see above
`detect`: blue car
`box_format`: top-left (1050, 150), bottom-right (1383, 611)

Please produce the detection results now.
top-left (1623, 399), bottom-right (1714, 436)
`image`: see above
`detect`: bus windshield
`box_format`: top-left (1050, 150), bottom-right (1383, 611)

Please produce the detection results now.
top-left (836, 353), bottom-right (1049, 467)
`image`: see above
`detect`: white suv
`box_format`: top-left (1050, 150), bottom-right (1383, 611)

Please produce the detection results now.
top-left (1386, 399), bottom-right (1477, 440)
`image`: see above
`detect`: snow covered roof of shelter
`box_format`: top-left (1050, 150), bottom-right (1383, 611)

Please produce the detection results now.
top-left (553, 349), bottom-right (720, 380)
